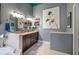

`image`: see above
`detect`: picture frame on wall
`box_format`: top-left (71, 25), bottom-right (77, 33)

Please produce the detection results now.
top-left (43, 6), bottom-right (60, 29)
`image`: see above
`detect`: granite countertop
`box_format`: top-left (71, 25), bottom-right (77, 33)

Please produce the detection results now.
top-left (8, 29), bottom-right (39, 35)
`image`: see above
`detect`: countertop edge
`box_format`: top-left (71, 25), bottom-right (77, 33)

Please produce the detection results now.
top-left (49, 31), bottom-right (73, 34)
top-left (7, 30), bottom-right (39, 35)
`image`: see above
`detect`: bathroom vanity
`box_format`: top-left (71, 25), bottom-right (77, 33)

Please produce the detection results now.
top-left (7, 30), bottom-right (39, 54)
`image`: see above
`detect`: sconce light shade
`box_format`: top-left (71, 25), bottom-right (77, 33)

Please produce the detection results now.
top-left (26, 18), bottom-right (33, 21)
top-left (10, 11), bottom-right (24, 19)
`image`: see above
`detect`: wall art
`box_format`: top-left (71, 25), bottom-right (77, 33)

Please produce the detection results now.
top-left (43, 7), bottom-right (60, 29)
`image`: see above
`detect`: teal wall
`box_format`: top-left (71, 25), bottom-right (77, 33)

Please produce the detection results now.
top-left (31, 3), bottom-right (41, 7)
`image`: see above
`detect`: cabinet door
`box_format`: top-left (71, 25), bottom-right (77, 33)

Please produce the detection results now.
top-left (33, 32), bottom-right (38, 43)
top-left (22, 35), bottom-right (30, 52)
top-left (30, 37), bottom-right (35, 45)
top-left (30, 33), bottom-right (37, 45)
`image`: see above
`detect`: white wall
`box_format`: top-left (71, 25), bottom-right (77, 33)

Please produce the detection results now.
top-left (73, 4), bottom-right (79, 55)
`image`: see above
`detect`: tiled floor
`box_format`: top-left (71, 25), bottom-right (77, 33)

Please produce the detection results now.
top-left (24, 40), bottom-right (69, 55)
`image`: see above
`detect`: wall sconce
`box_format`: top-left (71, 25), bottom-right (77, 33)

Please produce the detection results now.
top-left (10, 11), bottom-right (24, 18)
